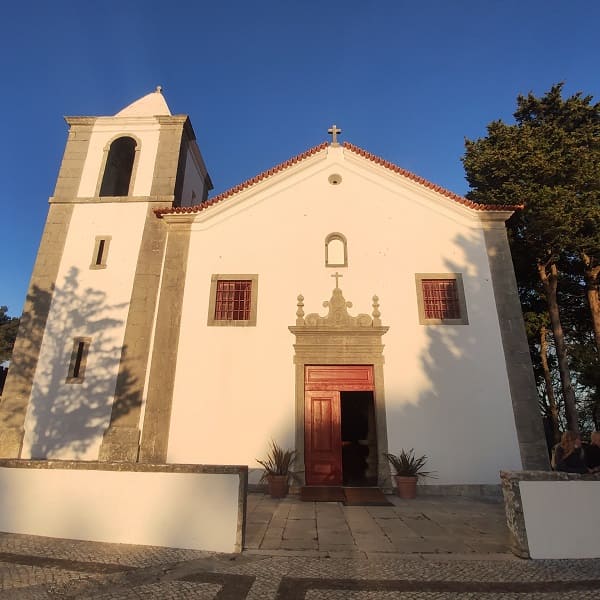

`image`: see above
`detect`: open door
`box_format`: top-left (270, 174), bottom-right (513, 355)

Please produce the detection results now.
top-left (304, 390), bottom-right (342, 485)
top-left (304, 365), bottom-right (375, 486)
top-left (341, 391), bottom-right (377, 486)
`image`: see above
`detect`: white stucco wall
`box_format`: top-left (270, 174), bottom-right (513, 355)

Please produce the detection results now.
top-left (167, 146), bottom-right (522, 485)
top-left (77, 118), bottom-right (161, 198)
top-left (0, 466), bottom-right (242, 552)
top-left (520, 481), bottom-right (600, 558)
top-left (22, 202), bottom-right (149, 460)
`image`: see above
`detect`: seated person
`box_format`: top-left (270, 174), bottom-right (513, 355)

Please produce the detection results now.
top-left (554, 431), bottom-right (589, 474)
top-left (585, 431), bottom-right (600, 474)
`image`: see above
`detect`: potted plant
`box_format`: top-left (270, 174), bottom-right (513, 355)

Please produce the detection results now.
top-left (384, 449), bottom-right (435, 499)
top-left (257, 441), bottom-right (299, 498)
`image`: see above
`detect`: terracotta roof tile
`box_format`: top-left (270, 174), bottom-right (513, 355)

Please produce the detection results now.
top-left (155, 141), bottom-right (522, 218)
top-left (155, 142), bottom-right (329, 217)
top-left (342, 142), bottom-right (523, 212)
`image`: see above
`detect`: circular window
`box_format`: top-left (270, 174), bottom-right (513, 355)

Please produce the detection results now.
top-left (328, 173), bottom-right (342, 185)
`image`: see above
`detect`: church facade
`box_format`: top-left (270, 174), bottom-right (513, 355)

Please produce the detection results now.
top-left (0, 90), bottom-right (549, 489)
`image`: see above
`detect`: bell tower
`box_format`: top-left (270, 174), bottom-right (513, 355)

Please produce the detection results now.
top-left (0, 89), bottom-right (212, 461)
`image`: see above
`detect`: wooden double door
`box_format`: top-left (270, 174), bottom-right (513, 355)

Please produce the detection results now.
top-left (304, 365), bottom-right (376, 486)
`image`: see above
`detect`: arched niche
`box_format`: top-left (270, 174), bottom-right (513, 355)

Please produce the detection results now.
top-left (325, 232), bottom-right (348, 267)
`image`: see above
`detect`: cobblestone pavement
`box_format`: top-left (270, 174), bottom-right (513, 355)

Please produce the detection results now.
top-left (1, 494), bottom-right (599, 598)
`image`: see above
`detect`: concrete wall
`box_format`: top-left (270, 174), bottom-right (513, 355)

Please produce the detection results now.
top-left (167, 145), bottom-right (522, 485)
top-left (0, 461), bottom-right (246, 553)
top-left (520, 480), bottom-right (600, 559)
top-left (501, 470), bottom-right (600, 559)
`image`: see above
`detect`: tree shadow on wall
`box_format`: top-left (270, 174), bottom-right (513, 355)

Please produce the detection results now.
top-left (384, 230), bottom-right (532, 484)
top-left (17, 267), bottom-right (141, 459)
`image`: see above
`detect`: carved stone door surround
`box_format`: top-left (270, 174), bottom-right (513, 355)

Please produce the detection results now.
top-left (289, 284), bottom-right (391, 489)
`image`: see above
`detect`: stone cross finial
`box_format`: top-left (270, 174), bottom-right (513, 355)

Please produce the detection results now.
top-left (331, 272), bottom-right (343, 288)
top-left (328, 124), bottom-right (342, 145)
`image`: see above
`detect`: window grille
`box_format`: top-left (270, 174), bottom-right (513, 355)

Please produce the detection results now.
top-left (421, 279), bottom-right (460, 320)
top-left (214, 280), bottom-right (252, 321)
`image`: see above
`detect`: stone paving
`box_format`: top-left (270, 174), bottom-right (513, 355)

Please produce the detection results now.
top-left (245, 493), bottom-right (512, 556)
top-left (0, 493), bottom-right (599, 598)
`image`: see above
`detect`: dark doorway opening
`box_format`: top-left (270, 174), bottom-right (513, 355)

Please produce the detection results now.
top-left (341, 391), bottom-right (377, 486)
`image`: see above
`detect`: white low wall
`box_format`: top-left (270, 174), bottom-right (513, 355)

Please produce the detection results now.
top-left (0, 461), bottom-right (247, 553)
top-left (520, 480), bottom-right (600, 559)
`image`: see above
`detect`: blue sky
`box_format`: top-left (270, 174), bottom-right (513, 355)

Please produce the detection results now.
top-left (1, 0), bottom-right (599, 315)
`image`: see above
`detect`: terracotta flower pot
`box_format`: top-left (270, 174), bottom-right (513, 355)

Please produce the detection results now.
top-left (267, 474), bottom-right (289, 498)
top-left (394, 475), bottom-right (417, 499)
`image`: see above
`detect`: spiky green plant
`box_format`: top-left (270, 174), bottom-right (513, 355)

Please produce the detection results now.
top-left (257, 441), bottom-right (300, 482)
top-left (384, 449), bottom-right (436, 479)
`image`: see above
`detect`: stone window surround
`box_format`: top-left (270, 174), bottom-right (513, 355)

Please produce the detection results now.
top-left (95, 134), bottom-right (142, 198)
top-left (66, 337), bottom-right (91, 384)
top-left (325, 232), bottom-right (348, 267)
top-left (415, 272), bottom-right (469, 325)
top-left (90, 235), bottom-right (112, 270)
top-left (207, 274), bottom-right (259, 327)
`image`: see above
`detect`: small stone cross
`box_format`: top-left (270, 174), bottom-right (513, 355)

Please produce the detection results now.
top-left (328, 124), bottom-right (342, 145)
top-left (331, 272), bottom-right (343, 288)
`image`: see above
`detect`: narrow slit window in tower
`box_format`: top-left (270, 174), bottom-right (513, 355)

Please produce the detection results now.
top-left (66, 337), bottom-right (91, 383)
top-left (90, 236), bottom-right (111, 269)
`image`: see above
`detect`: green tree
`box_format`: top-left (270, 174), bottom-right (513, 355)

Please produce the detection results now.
top-left (463, 83), bottom-right (600, 434)
top-left (0, 306), bottom-right (20, 363)
top-left (515, 87), bottom-right (600, 356)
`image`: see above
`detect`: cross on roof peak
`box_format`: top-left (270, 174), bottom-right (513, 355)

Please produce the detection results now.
top-left (328, 124), bottom-right (342, 145)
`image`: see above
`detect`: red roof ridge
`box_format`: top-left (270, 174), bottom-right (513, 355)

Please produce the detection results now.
top-left (155, 142), bottom-right (329, 218)
top-left (155, 140), bottom-right (523, 218)
top-left (342, 142), bottom-right (523, 212)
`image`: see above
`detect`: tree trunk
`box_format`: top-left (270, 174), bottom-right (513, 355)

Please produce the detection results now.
top-left (537, 261), bottom-right (579, 433)
top-left (540, 324), bottom-right (560, 444)
top-left (582, 252), bottom-right (600, 356)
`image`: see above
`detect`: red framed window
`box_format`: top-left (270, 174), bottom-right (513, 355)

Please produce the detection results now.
top-left (214, 280), bottom-right (252, 321)
top-left (421, 279), bottom-right (460, 320)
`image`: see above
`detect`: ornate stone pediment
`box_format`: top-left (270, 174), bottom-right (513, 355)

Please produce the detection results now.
top-left (294, 286), bottom-right (383, 328)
